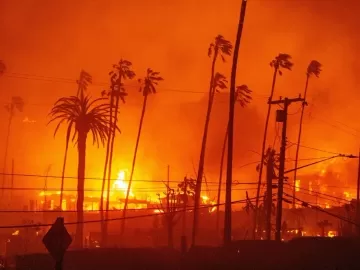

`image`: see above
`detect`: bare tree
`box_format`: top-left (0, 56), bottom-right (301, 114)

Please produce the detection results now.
top-left (156, 187), bottom-right (182, 248)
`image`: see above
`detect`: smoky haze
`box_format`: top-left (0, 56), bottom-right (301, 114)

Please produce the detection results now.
top-left (0, 0), bottom-right (360, 204)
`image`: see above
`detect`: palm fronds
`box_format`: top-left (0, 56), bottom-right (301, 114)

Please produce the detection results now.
top-left (48, 96), bottom-right (114, 147)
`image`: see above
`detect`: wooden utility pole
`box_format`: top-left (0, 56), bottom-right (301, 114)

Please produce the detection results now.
top-left (181, 177), bottom-right (188, 253)
top-left (182, 177), bottom-right (188, 236)
top-left (270, 97), bottom-right (304, 241)
top-left (10, 159), bottom-right (14, 203)
top-left (265, 149), bottom-right (275, 240)
top-left (224, 0), bottom-right (248, 247)
top-left (356, 150), bottom-right (360, 236)
top-left (167, 165), bottom-right (170, 214)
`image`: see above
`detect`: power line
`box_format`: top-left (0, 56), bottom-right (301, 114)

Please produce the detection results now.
top-left (284, 154), bottom-right (357, 175)
top-left (285, 184), bottom-right (352, 203)
top-left (0, 186), bottom-right (258, 192)
top-left (287, 141), bottom-right (347, 156)
top-left (309, 106), bottom-right (360, 135)
top-left (283, 193), bottom-right (359, 227)
top-left (0, 196), bottom-right (263, 229)
top-left (283, 187), bottom-right (349, 206)
top-left (3, 72), bottom-right (269, 98)
top-left (0, 172), bottom-right (259, 185)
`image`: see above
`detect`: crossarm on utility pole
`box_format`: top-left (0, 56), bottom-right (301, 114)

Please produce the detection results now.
top-left (268, 97), bottom-right (304, 105)
top-left (270, 96), bottom-right (304, 242)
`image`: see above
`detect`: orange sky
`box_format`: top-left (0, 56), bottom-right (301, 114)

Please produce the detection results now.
top-left (1, 0), bottom-right (360, 204)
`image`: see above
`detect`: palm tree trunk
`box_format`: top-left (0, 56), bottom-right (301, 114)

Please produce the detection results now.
top-left (253, 67), bottom-right (278, 239)
top-left (292, 75), bottom-right (309, 208)
top-left (216, 123), bottom-right (228, 238)
top-left (100, 90), bottom-right (115, 246)
top-left (192, 51), bottom-right (218, 247)
top-left (224, 0), bottom-right (247, 246)
top-left (59, 124), bottom-right (72, 209)
top-left (75, 131), bottom-right (87, 248)
top-left (1, 112), bottom-right (13, 204)
top-left (121, 93), bottom-right (148, 236)
top-left (105, 92), bottom-right (121, 221)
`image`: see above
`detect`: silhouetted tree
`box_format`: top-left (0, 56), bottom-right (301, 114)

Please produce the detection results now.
top-left (1, 97), bottom-right (24, 202)
top-left (49, 95), bottom-right (112, 248)
top-left (59, 70), bottom-right (92, 209)
top-left (192, 36), bottom-right (232, 245)
top-left (100, 60), bottom-right (134, 245)
top-left (292, 60), bottom-right (322, 207)
top-left (178, 176), bottom-right (196, 237)
top-left (216, 84), bottom-right (252, 235)
top-left (121, 68), bottom-right (163, 235)
top-left (156, 188), bottom-right (182, 248)
top-left (254, 53), bottom-right (293, 237)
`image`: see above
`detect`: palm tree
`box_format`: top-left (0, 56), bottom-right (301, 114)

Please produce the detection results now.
top-left (224, 0), bottom-right (248, 246)
top-left (192, 35), bottom-right (232, 246)
top-left (59, 70), bottom-right (92, 209)
top-left (121, 68), bottom-right (163, 235)
top-left (1, 97), bottom-right (24, 203)
top-left (292, 60), bottom-right (322, 207)
top-left (49, 95), bottom-right (113, 248)
top-left (216, 84), bottom-right (252, 236)
top-left (253, 53), bottom-right (293, 238)
top-left (100, 60), bottom-right (134, 245)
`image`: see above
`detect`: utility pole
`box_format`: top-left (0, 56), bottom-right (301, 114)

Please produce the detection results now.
top-left (182, 177), bottom-right (188, 236)
top-left (167, 165), bottom-right (170, 214)
top-left (181, 177), bottom-right (188, 253)
top-left (10, 159), bottom-right (14, 203)
top-left (356, 150), bottom-right (360, 236)
top-left (270, 96), bottom-right (304, 241)
top-left (224, 0), bottom-right (248, 247)
top-left (43, 165), bottom-right (51, 210)
top-left (265, 149), bottom-right (275, 240)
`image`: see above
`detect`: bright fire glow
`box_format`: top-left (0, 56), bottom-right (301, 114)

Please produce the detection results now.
top-left (112, 170), bottom-right (134, 197)
top-left (201, 195), bottom-right (209, 203)
top-left (295, 179), bottom-right (300, 192)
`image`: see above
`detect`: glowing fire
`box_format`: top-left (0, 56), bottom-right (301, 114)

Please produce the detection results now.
top-left (201, 195), bottom-right (209, 203)
top-left (295, 179), bottom-right (300, 192)
top-left (111, 170), bottom-right (134, 198)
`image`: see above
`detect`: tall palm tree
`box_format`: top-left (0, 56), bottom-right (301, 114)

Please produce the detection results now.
top-left (49, 95), bottom-right (113, 248)
top-left (1, 97), bottom-right (24, 202)
top-left (121, 68), bottom-right (163, 235)
top-left (100, 60), bottom-right (134, 245)
top-left (224, 0), bottom-right (248, 246)
top-left (253, 53), bottom-right (293, 238)
top-left (216, 84), bottom-right (252, 236)
top-left (192, 35), bottom-right (232, 246)
top-left (292, 60), bottom-right (322, 207)
top-left (59, 70), bottom-right (92, 209)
